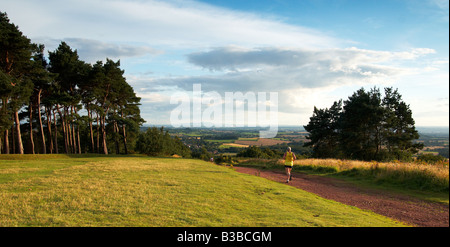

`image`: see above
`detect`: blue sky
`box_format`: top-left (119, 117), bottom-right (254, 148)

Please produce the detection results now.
top-left (2, 0), bottom-right (449, 127)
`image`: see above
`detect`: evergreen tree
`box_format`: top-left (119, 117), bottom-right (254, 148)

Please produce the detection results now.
top-left (48, 42), bottom-right (88, 154)
top-left (0, 71), bottom-right (12, 153)
top-left (29, 44), bottom-right (53, 154)
top-left (339, 88), bottom-right (384, 160)
top-left (382, 87), bottom-right (423, 160)
top-left (304, 100), bottom-right (342, 158)
top-left (85, 59), bottom-right (144, 154)
top-left (0, 12), bottom-right (36, 154)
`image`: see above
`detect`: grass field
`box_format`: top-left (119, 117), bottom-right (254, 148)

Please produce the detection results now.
top-left (221, 143), bottom-right (249, 148)
top-left (0, 154), bottom-right (406, 227)
top-left (235, 138), bottom-right (290, 146)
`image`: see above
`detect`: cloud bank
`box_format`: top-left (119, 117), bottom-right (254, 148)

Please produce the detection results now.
top-left (4, 0), bottom-right (343, 49)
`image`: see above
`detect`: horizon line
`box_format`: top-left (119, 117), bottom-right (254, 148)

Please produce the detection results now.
top-left (141, 124), bottom-right (449, 129)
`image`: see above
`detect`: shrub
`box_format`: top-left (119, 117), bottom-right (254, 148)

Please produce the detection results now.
top-left (136, 127), bottom-right (191, 157)
top-left (293, 158), bottom-right (448, 193)
top-left (416, 154), bottom-right (447, 164)
top-left (237, 146), bottom-right (283, 159)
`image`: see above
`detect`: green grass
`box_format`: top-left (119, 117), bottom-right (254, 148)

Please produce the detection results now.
top-left (218, 144), bottom-right (248, 149)
top-left (0, 155), bottom-right (406, 227)
top-left (238, 137), bottom-right (258, 141)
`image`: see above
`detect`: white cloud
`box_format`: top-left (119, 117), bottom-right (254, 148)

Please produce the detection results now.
top-left (128, 44), bottom-right (442, 126)
top-left (3, 0), bottom-right (344, 49)
top-left (60, 38), bottom-right (161, 63)
top-left (187, 46), bottom-right (435, 71)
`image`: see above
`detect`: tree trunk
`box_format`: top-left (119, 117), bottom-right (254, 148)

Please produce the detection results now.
top-left (114, 121), bottom-right (120, 154)
top-left (14, 111), bottom-right (24, 154)
top-left (46, 106), bottom-right (53, 154)
top-left (66, 107), bottom-right (73, 154)
top-left (53, 109), bottom-right (59, 154)
top-left (11, 122), bottom-right (15, 154)
top-left (3, 129), bottom-right (9, 154)
top-left (73, 124), bottom-right (77, 154)
top-left (121, 111), bottom-right (128, 154)
top-left (122, 125), bottom-right (128, 155)
top-left (67, 118), bottom-right (73, 153)
top-left (57, 105), bottom-right (69, 154)
top-left (77, 127), bottom-right (81, 154)
top-left (88, 108), bottom-right (94, 153)
top-left (74, 107), bottom-right (81, 154)
top-left (29, 103), bottom-right (35, 154)
top-left (102, 116), bottom-right (108, 155)
top-left (67, 106), bottom-right (77, 154)
top-left (96, 112), bottom-right (100, 154)
top-left (71, 107), bottom-right (77, 154)
top-left (2, 98), bottom-right (9, 154)
top-left (37, 89), bottom-right (46, 154)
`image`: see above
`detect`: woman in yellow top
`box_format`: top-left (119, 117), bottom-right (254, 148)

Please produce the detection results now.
top-left (283, 147), bottom-right (296, 183)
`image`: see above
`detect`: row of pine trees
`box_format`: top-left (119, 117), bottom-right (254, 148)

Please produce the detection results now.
top-left (1, 12), bottom-right (144, 155)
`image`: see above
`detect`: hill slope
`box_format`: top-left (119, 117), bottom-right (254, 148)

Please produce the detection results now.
top-left (0, 155), bottom-right (405, 226)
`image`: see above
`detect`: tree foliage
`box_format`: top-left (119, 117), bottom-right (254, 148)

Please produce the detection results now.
top-left (136, 127), bottom-right (191, 157)
top-left (304, 87), bottom-right (423, 161)
top-left (237, 145), bottom-right (282, 159)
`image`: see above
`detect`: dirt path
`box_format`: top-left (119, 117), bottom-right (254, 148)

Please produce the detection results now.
top-left (234, 166), bottom-right (449, 227)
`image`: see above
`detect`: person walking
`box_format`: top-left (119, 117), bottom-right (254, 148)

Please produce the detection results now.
top-left (283, 147), bottom-right (296, 183)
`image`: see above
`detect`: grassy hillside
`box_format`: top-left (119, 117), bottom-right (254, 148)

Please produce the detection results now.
top-left (0, 155), bottom-right (406, 227)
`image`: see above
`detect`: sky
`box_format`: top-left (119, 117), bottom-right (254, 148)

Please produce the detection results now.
top-left (2, 0), bottom-right (449, 127)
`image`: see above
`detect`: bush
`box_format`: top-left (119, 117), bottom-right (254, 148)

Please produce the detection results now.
top-left (416, 154), bottom-right (447, 164)
top-left (136, 127), bottom-right (191, 157)
top-left (294, 159), bottom-right (448, 193)
top-left (237, 146), bottom-right (283, 159)
top-left (214, 155), bottom-right (238, 165)
top-left (191, 147), bottom-right (213, 161)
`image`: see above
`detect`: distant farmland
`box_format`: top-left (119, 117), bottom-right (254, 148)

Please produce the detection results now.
top-left (221, 143), bottom-right (249, 148)
top-left (235, 138), bottom-right (291, 146)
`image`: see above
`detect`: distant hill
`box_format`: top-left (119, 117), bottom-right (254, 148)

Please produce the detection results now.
top-left (141, 125), bottom-right (448, 135)
top-left (416, 126), bottom-right (449, 135)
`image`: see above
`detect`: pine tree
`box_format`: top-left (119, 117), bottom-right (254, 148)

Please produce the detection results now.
top-left (304, 100), bottom-right (342, 158)
top-left (48, 42), bottom-right (88, 154)
top-left (382, 87), bottom-right (423, 160)
top-left (28, 44), bottom-right (53, 154)
top-left (0, 71), bottom-right (13, 154)
top-left (340, 88), bottom-right (384, 160)
top-left (0, 12), bottom-right (35, 154)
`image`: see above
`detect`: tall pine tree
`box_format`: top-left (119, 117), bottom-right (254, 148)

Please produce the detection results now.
top-left (0, 12), bottom-right (35, 154)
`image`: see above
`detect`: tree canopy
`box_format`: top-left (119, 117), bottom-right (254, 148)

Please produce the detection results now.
top-left (304, 87), bottom-right (423, 161)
